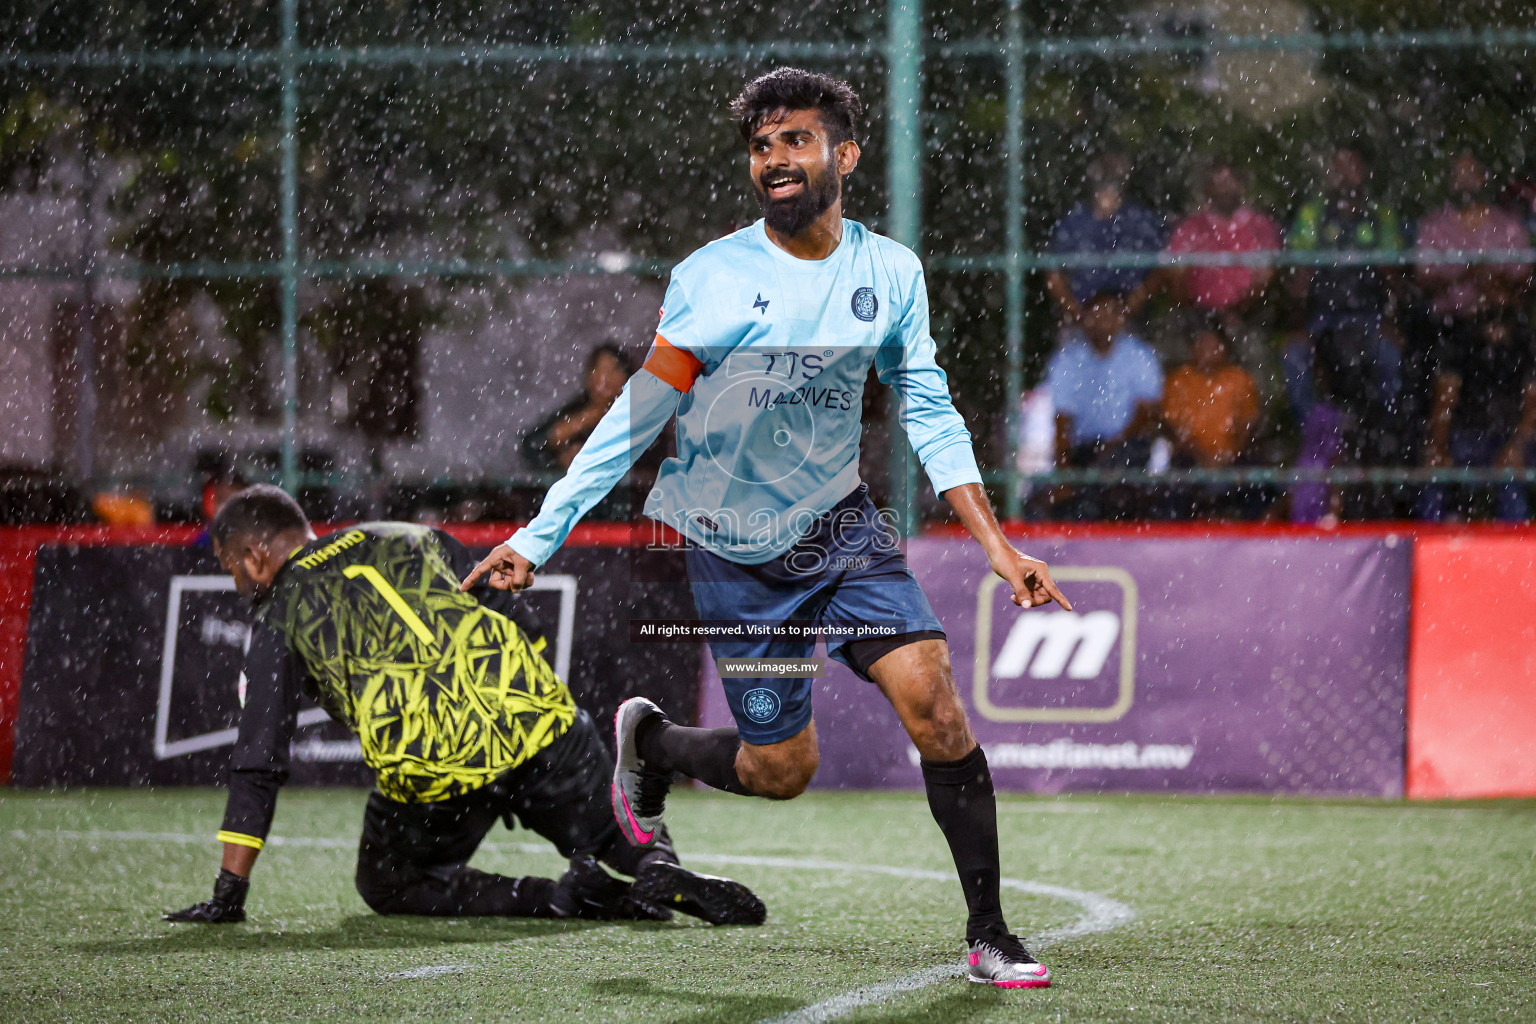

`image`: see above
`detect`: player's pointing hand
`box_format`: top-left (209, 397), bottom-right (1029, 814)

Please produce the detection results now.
top-left (461, 544), bottom-right (536, 592)
top-left (993, 548), bottom-right (1072, 611)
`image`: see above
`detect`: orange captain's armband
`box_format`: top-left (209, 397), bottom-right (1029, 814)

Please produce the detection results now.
top-left (643, 335), bottom-right (704, 393)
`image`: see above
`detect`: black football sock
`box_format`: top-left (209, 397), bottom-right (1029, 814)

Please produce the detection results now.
top-left (922, 745), bottom-right (1007, 941)
top-left (637, 717), bottom-right (752, 796)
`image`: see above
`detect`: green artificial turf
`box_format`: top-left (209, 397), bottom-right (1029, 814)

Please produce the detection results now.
top-left (0, 789), bottom-right (1532, 1023)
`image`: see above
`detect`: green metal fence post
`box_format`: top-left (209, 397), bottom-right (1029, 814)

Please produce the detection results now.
top-left (278, 0), bottom-right (300, 492)
top-left (74, 129), bottom-right (99, 489)
top-left (1002, 0), bottom-right (1026, 521)
top-left (886, 0), bottom-right (923, 536)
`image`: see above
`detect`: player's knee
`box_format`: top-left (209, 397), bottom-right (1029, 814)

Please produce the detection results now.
top-left (355, 858), bottom-right (412, 915)
top-left (751, 765), bottom-right (815, 800)
top-left (355, 874), bottom-right (402, 914)
top-left (928, 698), bottom-right (970, 742)
top-left (740, 746), bottom-right (818, 800)
top-left (904, 687), bottom-right (973, 758)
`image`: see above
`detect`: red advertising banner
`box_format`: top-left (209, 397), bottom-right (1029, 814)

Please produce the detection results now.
top-left (0, 525), bottom-right (201, 784)
top-left (1408, 535), bottom-right (1536, 799)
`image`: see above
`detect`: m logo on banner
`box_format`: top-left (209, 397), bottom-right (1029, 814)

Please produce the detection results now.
top-left (992, 610), bottom-right (1121, 680)
top-left (972, 567), bottom-right (1138, 723)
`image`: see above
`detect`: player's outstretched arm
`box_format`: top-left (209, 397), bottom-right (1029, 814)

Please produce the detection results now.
top-left (461, 544), bottom-right (536, 593)
top-left (467, 370), bottom-right (681, 589)
top-left (165, 623), bottom-right (297, 924)
top-left (944, 482), bottom-right (1072, 611)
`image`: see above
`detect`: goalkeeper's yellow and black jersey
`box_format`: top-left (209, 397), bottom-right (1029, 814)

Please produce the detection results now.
top-left (218, 524), bottom-right (577, 849)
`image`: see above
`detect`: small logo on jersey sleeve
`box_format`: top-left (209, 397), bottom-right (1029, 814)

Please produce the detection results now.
top-left (851, 287), bottom-right (878, 322)
top-left (753, 293), bottom-right (770, 314)
top-left (741, 687), bottom-right (782, 724)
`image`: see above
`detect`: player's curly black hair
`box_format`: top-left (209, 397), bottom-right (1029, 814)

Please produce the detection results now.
top-left (210, 483), bottom-right (309, 550)
top-left (731, 68), bottom-right (863, 146)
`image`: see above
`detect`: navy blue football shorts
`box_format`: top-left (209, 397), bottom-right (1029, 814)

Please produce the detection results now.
top-left (685, 484), bottom-right (946, 745)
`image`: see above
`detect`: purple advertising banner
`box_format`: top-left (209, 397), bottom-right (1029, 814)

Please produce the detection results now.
top-left (700, 537), bottom-right (1410, 795)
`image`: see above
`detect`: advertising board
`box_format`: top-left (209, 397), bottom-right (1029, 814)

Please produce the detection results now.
top-left (702, 537), bottom-right (1411, 795)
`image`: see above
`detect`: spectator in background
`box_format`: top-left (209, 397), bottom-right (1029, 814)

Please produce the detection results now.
top-left (1499, 170), bottom-right (1536, 242)
top-left (1045, 152), bottom-right (1166, 323)
top-left (197, 452), bottom-right (248, 520)
top-left (1284, 148), bottom-right (1405, 519)
top-left (1160, 323), bottom-right (1263, 519)
top-left (1413, 151), bottom-right (1533, 519)
top-left (1168, 162), bottom-right (1282, 313)
top-left (193, 452), bottom-right (250, 546)
top-left (90, 489), bottom-right (155, 527)
top-left (1415, 151), bottom-right (1532, 327)
top-left (1166, 162), bottom-right (1283, 393)
top-left (1162, 323), bottom-right (1258, 468)
top-left (521, 343), bottom-right (632, 471)
top-left (1285, 149), bottom-right (1404, 446)
top-left (1418, 313), bottom-right (1536, 522)
top-left (1046, 291), bottom-right (1164, 518)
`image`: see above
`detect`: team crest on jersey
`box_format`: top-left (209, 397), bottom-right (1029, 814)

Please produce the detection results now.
top-left (851, 287), bottom-right (878, 322)
top-left (741, 687), bottom-right (782, 724)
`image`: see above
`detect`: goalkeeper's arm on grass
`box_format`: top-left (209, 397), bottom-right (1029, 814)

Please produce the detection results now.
top-left (164, 622), bottom-right (300, 923)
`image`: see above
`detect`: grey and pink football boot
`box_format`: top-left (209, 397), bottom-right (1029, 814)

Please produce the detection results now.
top-left (966, 932), bottom-right (1052, 988)
top-left (612, 697), bottom-right (671, 849)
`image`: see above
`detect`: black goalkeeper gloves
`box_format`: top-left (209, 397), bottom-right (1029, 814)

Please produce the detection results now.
top-left (163, 868), bottom-right (250, 924)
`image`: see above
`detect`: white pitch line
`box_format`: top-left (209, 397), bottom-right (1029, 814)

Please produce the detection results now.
top-left (11, 826), bottom-right (1135, 1023)
top-left (383, 964), bottom-right (472, 980)
top-left (7, 828), bottom-right (357, 849)
top-left (738, 858), bottom-right (1135, 1024)
top-left (5, 829), bottom-right (555, 854)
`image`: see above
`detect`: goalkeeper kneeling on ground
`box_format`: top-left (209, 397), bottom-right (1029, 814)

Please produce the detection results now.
top-left (165, 484), bottom-right (764, 928)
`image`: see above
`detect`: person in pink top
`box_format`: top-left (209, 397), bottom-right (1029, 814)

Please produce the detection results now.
top-left (1166, 162), bottom-right (1283, 314)
top-left (1414, 150), bottom-right (1531, 323)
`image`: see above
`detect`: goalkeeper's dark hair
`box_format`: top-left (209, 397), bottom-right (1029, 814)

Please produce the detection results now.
top-left (732, 68), bottom-right (862, 146)
top-left (210, 484), bottom-right (310, 550)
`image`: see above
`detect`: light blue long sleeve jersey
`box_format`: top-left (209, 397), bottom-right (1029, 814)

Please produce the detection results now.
top-left (507, 218), bottom-right (982, 567)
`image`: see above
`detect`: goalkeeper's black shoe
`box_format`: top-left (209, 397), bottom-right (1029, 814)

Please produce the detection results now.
top-left (630, 860), bottom-right (767, 927)
top-left (162, 899), bottom-right (246, 924)
top-left (555, 856), bottom-right (671, 921)
top-left (163, 869), bottom-right (249, 924)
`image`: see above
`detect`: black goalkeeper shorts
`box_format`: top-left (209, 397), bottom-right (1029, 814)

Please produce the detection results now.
top-left (356, 708), bottom-right (674, 901)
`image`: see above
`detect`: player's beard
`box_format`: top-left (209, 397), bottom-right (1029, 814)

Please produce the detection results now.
top-left (759, 165), bottom-right (841, 237)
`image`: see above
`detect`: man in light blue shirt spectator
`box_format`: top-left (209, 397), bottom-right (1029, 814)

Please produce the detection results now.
top-left (1045, 291), bottom-right (1164, 518)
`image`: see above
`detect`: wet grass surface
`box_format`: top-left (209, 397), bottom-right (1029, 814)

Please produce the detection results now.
top-left (1, 789), bottom-right (1532, 1023)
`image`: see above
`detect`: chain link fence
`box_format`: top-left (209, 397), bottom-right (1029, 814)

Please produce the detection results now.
top-left (3, 2), bottom-right (1535, 525)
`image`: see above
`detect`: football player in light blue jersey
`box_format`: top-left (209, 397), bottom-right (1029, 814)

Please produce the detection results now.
top-left (465, 68), bottom-right (1072, 988)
